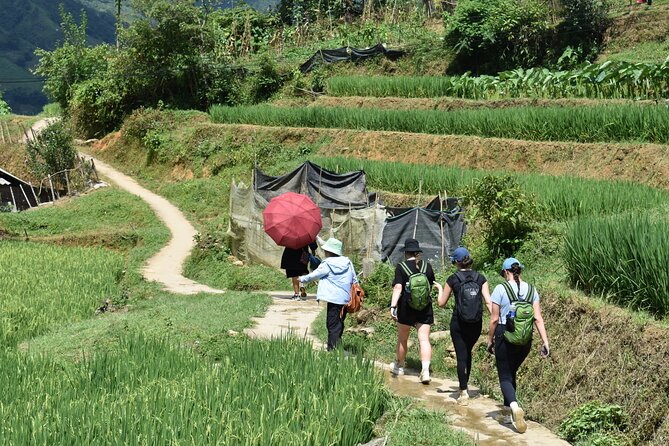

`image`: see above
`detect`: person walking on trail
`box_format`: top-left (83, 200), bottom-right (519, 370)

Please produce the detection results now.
top-left (389, 238), bottom-right (443, 384)
top-left (299, 237), bottom-right (358, 351)
top-left (487, 257), bottom-right (550, 433)
top-left (281, 241), bottom-right (317, 300)
top-left (438, 247), bottom-right (492, 406)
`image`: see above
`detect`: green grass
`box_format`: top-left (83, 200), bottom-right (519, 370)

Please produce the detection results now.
top-left (314, 156), bottom-right (669, 220)
top-left (384, 404), bottom-right (475, 446)
top-left (564, 214), bottom-right (669, 316)
top-left (210, 104), bottom-right (669, 144)
top-left (0, 241), bottom-right (124, 347)
top-left (1, 335), bottom-right (387, 445)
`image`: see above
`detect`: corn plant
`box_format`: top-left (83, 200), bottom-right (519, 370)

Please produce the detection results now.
top-left (209, 104), bottom-right (669, 144)
top-left (326, 60), bottom-right (669, 100)
top-left (564, 215), bottom-right (669, 316)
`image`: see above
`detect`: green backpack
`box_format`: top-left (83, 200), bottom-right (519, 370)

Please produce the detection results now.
top-left (399, 261), bottom-right (431, 311)
top-left (501, 281), bottom-right (535, 345)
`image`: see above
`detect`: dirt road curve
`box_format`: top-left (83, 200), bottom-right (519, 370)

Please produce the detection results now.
top-left (249, 294), bottom-right (570, 446)
top-left (90, 156), bottom-right (224, 295)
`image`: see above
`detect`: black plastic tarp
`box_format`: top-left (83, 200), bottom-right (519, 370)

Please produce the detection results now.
top-left (254, 161), bottom-right (377, 209)
top-left (299, 44), bottom-right (405, 73)
top-left (386, 196), bottom-right (462, 217)
top-left (382, 203), bottom-right (466, 271)
top-left (0, 167), bottom-right (48, 211)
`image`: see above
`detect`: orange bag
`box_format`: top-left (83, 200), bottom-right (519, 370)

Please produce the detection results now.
top-left (341, 283), bottom-right (364, 318)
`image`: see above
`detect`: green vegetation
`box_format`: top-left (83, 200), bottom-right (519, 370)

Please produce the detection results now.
top-left (327, 60), bottom-right (669, 100)
top-left (383, 403), bottom-right (474, 446)
top-left (25, 120), bottom-right (76, 186)
top-left (0, 241), bottom-right (124, 347)
top-left (559, 402), bottom-right (627, 445)
top-left (564, 214), bottom-right (669, 316)
top-left (210, 104), bottom-right (669, 144)
top-left (0, 335), bottom-right (387, 445)
top-left (314, 156), bottom-right (669, 220)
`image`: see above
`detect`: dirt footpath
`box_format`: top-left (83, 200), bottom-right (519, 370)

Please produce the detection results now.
top-left (88, 156), bottom-right (224, 295)
top-left (247, 295), bottom-right (570, 446)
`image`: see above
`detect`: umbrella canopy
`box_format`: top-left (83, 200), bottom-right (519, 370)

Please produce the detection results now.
top-left (262, 192), bottom-right (322, 249)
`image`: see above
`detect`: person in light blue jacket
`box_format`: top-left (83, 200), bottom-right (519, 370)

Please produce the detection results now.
top-left (299, 237), bottom-right (358, 351)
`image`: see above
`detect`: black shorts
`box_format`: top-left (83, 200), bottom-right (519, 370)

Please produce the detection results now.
top-left (397, 297), bottom-right (434, 326)
top-left (285, 267), bottom-right (307, 278)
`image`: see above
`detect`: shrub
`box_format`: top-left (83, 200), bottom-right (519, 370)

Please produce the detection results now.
top-left (361, 262), bottom-right (395, 308)
top-left (25, 121), bottom-right (76, 187)
top-left (0, 95), bottom-right (10, 116)
top-left (468, 175), bottom-right (537, 259)
top-left (559, 401), bottom-right (626, 444)
top-left (444, 0), bottom-right (551, 74)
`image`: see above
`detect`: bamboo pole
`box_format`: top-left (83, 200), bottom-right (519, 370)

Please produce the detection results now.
top-left (29, 182), bottom-right (39, 205)
top-left (0, 121), bottom-right (5, 144)
top-left (19, 185), bottom-right (32, 209)
top-left (412, 180), bottom-right (422, 239)
top-left (64, 170), bottom-right (71, 196)
top-left (5, 121), bottom-right (12, 144)
top-left (48, 175), bottom-right (56, 202)
top-left (439, 191), bottom-right (445, 271)
top-left (9, 187), bottom-right (17, 211)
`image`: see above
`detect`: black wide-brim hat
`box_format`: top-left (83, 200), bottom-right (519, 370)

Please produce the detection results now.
top-left (402, 238), bottom-right (422, 252)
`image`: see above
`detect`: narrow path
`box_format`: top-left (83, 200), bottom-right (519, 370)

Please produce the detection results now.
top-left (89, 156), bottom-right (224, 295)
top-left (247, 295), bottom-right (570, 446)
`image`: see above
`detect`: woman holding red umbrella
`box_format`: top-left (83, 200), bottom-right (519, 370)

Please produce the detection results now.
top-left (281, 241), bottom-right (317, 300)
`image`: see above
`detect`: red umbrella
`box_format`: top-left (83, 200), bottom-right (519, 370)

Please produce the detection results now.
top-left (262, 192), bottom-right (322, 249)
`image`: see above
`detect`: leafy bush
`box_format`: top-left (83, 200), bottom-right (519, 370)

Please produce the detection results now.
top-left (556, 0), bottom-right (610, 63)
top-left (444, 0), bottom-right (551, 73)
top-left (468, 175), bottom-right (536, 259)
top-left (559, 401), bottom-right (626, 444)
top-left (250, 54), bottom-right (284, 103)
top-left (361, 262), bottom-right (395, 308)
top-left (0, 95), bottom-right (11, 116)
top-left (25, 121), bottom-right (76, 186)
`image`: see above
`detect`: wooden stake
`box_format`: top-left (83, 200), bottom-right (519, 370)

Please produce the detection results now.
top-left (9, 187), bottom-right (17, 211)
top-left (19, 185), bottom-right (32, 209)
top-left (439, 191), bottom-right (445, 271)
top-left (64, 170), bottom-right (71, 195)
top-left (29, 182), bottom-right (39, 205)
top-left (48, 175), bottom-right (56, 202)
top-left (0, 121), bottom-right (5, 144)
top-left (412, 180), bottom-right (422, 238)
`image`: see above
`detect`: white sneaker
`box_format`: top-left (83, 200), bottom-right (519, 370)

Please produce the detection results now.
top-left (457, 389), bottom-right (469, 406)
top-left (419, 369), bottom-right (431, 384)
top-left (511, 405), bottom-right (527, 433)
top-left (390, 362), bottom-right (404, 376)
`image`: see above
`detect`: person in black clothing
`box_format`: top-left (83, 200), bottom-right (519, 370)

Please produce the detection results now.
top-left (389, 238), bottom-right (443, 384)
top-left (439, 246), bottom-right (492, 405)
top-left (281, 241), bottom-right (317, 300)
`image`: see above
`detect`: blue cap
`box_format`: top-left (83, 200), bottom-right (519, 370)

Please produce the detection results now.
top-left (450, 247), bottom-right (471, 262)
top-left (502, 257), bottom-right (524, 270)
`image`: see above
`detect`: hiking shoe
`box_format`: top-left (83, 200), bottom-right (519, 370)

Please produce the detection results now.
top-left (419, 369), bottom-right (431, 384)
top-left (291, 294), bottom-right (301, 300)
top-left (511, 405), bottom-right (527, 433)
top-left (299, 286), bottom-right (307, 298)
top-left (390, 362), bottom-right (404, 376)
top-left (457, 390), bottom-right (469, 406)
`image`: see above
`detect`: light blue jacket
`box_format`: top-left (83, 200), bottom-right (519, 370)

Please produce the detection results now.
top-left (299, 256), bottom-right (358, 305)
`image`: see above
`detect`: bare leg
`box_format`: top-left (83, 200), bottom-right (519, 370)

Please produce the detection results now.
top-left (291, 277), bottom-right (300, 295)
top-left (416, 323), bottom-right (432, 361)
top-left (396, 323), bottom-right (411, 365)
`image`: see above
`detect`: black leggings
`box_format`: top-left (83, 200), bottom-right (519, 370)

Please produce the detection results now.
top-left (494, 324), bottom-right (531, 406)
top-left (450, 316), bottom-right (483, 390)
top-left (326, 302), bottom-right (347, 351)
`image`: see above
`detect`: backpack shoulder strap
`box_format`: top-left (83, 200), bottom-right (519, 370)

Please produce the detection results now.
top-left (418, 260), bottom-right (427, 274)
top-left (399, 261), bottom-right (413, 276)
top-left (524, 284), bottom-right (536, 303)
top-left (500, 281), bottom-right (517, 302)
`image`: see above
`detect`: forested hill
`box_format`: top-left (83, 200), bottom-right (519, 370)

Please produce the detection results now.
top-left (0, 0), bottom-right (116, 115)
top-left (0, 0), bottom-right (275, 115)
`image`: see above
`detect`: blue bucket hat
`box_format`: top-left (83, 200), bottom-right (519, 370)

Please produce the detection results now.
top-left (502, 257), bottom-right (524, 271)
top-left (450, 247), bottom-right (471, 263)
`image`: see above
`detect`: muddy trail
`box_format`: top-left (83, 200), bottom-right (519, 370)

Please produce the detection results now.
top-left (248, 294), bottom-right (569, 446)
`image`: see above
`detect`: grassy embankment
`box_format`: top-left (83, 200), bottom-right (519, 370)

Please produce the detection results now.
top-left (83, 106), bottom-right (669, 445)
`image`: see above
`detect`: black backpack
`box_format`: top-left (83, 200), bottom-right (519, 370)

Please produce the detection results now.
top-left (453, 271), bottom-right (483, 323)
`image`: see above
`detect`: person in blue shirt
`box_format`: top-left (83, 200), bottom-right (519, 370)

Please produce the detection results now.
top-left (299, 237), bottom-right (358, 351)
top-left (487, 257), bottom-right (550, 434)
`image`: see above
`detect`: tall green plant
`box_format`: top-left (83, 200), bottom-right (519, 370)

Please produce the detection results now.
top-left (468, 175), bottom-right (536, 258)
